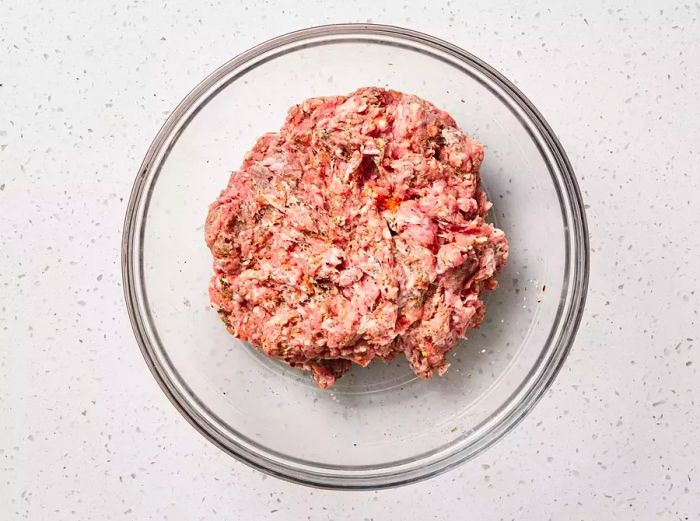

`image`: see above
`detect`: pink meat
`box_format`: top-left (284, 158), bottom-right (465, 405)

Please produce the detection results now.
top-left (205, 87), bottom-right (508, 388)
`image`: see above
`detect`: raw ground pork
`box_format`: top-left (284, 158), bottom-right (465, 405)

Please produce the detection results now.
top-left (205, 87), bottom-right (508, 388)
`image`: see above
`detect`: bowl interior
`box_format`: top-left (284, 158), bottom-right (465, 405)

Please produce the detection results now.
top-left (129, 29), bottom-right (580, 485)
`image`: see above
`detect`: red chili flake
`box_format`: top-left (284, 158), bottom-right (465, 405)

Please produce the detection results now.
top-left (375, 194), bottom-right (401, 212)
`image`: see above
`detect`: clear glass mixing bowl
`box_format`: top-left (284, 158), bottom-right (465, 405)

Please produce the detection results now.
top-left (122, 24), bottom-right (589, 489)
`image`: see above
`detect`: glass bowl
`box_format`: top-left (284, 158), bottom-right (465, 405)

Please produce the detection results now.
top-left (122, 24), bottom-right (589, 489)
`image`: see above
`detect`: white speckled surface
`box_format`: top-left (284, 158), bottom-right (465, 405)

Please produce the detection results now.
top-left (1, 1), bottom-right (699, 519)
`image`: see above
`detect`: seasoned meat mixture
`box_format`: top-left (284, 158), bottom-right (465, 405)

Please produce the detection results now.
top-left (205, 87), bottom-right (508, 388)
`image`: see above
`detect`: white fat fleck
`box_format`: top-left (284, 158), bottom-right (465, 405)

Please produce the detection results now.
top-left (441, 127), bottom-right (463, 146)
top-left (362, 144), bottom-right (380, 156)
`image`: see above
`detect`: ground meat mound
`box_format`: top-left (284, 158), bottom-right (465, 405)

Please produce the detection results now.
top-left (205, 87), bottom-right (508, 388)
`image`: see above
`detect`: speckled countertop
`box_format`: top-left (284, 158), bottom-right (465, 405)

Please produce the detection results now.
top-left (2, 1), bottom-right (699, 519)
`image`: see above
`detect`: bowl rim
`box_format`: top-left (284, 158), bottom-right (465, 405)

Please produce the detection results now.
top-left (122, 22), bottom-right (590, 490)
